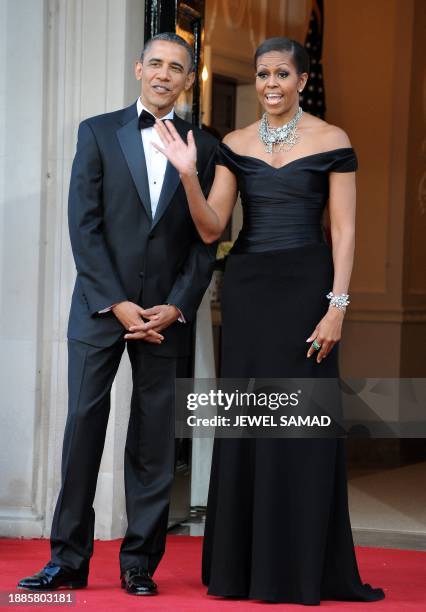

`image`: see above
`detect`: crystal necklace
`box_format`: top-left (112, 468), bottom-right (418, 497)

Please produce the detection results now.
top-left (259, 106), bottom-right (303, 154)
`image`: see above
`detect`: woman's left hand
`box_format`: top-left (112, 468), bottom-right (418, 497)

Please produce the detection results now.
top-left (306, 307), bottom-right (345, 363)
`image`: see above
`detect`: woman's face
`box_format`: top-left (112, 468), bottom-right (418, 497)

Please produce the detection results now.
top-left (255, 50), bottom-right (307, 116)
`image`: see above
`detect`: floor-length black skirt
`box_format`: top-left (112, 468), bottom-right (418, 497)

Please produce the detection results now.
top-left (202, 243), bottom-right (385, 605)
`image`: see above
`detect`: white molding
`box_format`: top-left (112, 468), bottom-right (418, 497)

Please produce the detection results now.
top-left (0, 507), bottom-right (44, 538)
top-left (353, 528), bottom-right (426, 551)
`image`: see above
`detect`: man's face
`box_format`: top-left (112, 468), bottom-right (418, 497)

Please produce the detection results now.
top-left (135, 40), bottom-right (195, 116)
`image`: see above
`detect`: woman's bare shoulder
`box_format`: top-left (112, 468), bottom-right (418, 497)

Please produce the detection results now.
top-left (301, 113), bottom-right (352, 149)
top-left (322, 124), bottom-right (352, 149)
top-left (222, 122), bottom-right (259, 154)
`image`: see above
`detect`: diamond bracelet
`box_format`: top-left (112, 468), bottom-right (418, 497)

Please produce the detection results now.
top-left (326, 292), bottom-right (350, 310)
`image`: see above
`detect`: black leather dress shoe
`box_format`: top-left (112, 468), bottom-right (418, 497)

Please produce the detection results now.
top-left (17, 562), bottom-right (88, 591)
top-left (120, 567), bottom-right (157, 596)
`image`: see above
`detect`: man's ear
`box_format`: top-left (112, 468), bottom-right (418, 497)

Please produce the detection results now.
top-left (184, 70), bottom-right (196, 91)
top-left (135, 60), bottom-right (143, 81)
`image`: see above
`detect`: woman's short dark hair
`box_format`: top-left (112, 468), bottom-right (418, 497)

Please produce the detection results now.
top-left (141, 32), bottom-right (195, 73)
top-left (254, 37), bottom-right (309, 75)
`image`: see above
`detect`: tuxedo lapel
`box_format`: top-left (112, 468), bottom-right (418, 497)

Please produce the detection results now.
top-left (151, 116), bottom-right (189, 230)
top-left (117, 112), bottom-right (152, 223)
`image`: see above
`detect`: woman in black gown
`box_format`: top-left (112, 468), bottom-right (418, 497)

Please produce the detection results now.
top-left (153, 37), bottom-right (385, 605)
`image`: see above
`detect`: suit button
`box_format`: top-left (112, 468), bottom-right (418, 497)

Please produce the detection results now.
top-left (139, 272), bottom-right (144, 278)
top-left (148, 234), bottom-right (154, 240)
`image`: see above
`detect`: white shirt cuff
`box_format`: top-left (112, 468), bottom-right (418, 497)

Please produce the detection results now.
top-left (98, 304), bottom-right (117, 313)
top-left (168, 304), bottom-right (185, 323)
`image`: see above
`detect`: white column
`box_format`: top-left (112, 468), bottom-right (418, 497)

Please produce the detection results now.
top-left (0, 0), bottom-right (144, 538)
top-left (0, 0), bottom-right (48, 536)
top-left (191, 283), bottom-right (216, 506)
top-left (43, 0), bottom-right (144, 540)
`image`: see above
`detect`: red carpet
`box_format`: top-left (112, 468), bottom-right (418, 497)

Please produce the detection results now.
top-left (1, 536), bottom-right (425, 610)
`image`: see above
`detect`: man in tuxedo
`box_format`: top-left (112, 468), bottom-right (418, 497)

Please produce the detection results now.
top-left (18, 33), bottom-right (217, 596)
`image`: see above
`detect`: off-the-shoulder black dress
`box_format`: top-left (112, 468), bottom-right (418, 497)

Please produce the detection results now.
top-left (201, 142), bottom-right (385, 605)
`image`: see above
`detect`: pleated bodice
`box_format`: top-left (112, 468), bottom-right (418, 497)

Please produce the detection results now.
top-left (216, 142), bottom-right (358, 253)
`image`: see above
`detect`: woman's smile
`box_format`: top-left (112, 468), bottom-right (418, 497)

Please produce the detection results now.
top-left (264, 93), bottom-right (284, 106)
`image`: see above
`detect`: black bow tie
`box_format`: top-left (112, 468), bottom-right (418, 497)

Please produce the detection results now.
top-left (138, 109), bottom-right (172, 130)
top-left (138, 109), bottom-right (156, 130)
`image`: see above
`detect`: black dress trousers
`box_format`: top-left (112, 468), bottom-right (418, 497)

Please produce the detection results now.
top-left (50, 337), bottom-right (178, 576)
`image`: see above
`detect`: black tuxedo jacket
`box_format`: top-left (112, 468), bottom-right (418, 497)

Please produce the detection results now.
top-left (67, 102), bottom-right (218, 357)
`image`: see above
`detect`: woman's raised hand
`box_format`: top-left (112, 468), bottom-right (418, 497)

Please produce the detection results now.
top-left (153, 119), bottom-right (198, 177)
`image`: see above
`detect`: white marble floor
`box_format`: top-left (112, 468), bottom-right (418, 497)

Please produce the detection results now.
top-left (349, 461), bottom-right (426, 550)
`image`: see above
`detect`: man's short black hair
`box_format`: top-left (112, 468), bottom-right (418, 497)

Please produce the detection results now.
top-left (141, 32), bottom-right (195, 73)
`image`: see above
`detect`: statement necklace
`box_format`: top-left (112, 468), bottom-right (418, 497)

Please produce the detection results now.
top-left (259, 106), bottom-right (303, 154)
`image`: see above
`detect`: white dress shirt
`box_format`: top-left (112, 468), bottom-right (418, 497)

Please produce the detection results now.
top-left (137, 97), bottom-right (174, 218)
